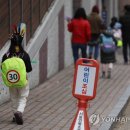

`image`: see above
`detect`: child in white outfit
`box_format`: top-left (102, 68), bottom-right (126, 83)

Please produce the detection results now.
top-left (1, 25), bottom-right (32, 125)
top-left (112, 22), bottom-right (122, 47)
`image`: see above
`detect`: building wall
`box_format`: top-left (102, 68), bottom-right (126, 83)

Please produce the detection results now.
top-left (82, 0), bottom-right (97, 15)
top-left (58, 6), bottom-right (65, 70)
top-left (119, 0), bottom-right (130, 16)
top-left (102, 0), bottom-right (118, 25)
top-left (47, 17), bottom-right (59, 78)
top-left (64, 0), bottom-right (73, 67)
top-left (39, 39), bottom-right (48, 84)
top-left (28, 52), bottom-right (39, 89)
top-left (0, 0), bottom-right (55, 49)
top-left (0, 1), bottom-right (9, 48)
top-left (82, 0), bottom-right (119, 26)
top-left (0, 0), bottom-right (73, 104)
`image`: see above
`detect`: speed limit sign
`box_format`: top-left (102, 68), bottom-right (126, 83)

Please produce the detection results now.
top-left (7, 70), bottom-right (20, 83)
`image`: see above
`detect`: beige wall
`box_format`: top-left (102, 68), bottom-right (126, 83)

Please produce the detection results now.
top-left (82, 0), bottom-right (97, 15)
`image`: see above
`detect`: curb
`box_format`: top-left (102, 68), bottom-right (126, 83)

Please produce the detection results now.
top-left (98, 85), bottom-right (130, 130)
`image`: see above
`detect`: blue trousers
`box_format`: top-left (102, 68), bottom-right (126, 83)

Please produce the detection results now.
top-left (89, 44), bottom-right (99, 60)
top-left (72, 43), bottom-right (87, 64)
top-left (88, 33), bottom-right (100, 60)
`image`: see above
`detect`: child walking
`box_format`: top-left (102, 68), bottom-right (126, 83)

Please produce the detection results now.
top-left (112, 22), bottom-right (122, 47)
top-left (1, 24), bottom-right (32, 125)
top-left (99, 25), bottom-right (117, 78)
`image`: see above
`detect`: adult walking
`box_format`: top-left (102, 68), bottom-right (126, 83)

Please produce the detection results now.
top-left (67, 7), bottom-right (91, 64)
top-left (120, 5), bottom-right (130, 64)
top-left (88, 5), bottom-right (102, 60)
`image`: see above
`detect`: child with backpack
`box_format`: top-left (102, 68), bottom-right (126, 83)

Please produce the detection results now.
top-left (1, 24), bottom-right (32, 125)
top-left (99, 25), bottom-right (117, 78)
top-left (112, 22), bottom-right (122, 47)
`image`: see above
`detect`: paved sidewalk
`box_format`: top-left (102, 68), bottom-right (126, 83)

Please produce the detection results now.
top-left (112, 99), bottom-right (130, 130)
top-left (0, 54), bottom-right (130, 130)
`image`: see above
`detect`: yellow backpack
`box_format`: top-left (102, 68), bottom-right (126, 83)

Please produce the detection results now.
top-left (117, 40), bottom-right (123, 47)
top-left (1, 57), bottom-right (27, 88)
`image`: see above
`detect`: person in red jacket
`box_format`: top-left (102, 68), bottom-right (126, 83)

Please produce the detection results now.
top-left (67, 8), bottom-right (91, 64)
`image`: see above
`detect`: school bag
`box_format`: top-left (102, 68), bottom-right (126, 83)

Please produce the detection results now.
top-left (113, 29), bottom-right (123, 47)
top-left (117, 39), bottom-right (123, 47)
top-left (1, 56), bottom-right (27, 88)
top-left (101, 34), bottom-right (116, 53)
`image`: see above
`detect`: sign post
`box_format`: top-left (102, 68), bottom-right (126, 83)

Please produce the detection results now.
top-left (70, 58), bottom-right (99, 130)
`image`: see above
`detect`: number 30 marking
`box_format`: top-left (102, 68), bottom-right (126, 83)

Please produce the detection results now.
top-left (7, 70), bottom-right (20, 83)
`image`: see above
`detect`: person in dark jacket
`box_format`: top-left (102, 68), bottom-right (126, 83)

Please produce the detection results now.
top-left (88, 5), bottom-right (102, 60)
top-left (67, 7), bottom-right (91, 64)
top-left (1, 27), bottom-right (32, 125)
top-left (99, 25), bottom-right (117, 78)
top-left (120, 5), bottom-right (130, 64)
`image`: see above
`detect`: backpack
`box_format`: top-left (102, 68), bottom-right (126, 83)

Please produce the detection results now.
top-left (101, 34), bottom-right (116, 53)
top-left (1, 56), bottom-right (27, 88)
top-left (117, 39), bottom-right (123, 47)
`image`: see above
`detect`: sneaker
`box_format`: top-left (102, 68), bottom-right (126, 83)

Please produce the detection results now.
top-left (124, 61), bottom-right (128, 65)
top-left (12, 117), bottom-right (16, 123)
top-left (89, 55), bottom-right (92, 59)
top-left (14, 111), bottom-right (23, 125)
top-left (107, 71), bottom-right (111, 79)
top-left (101, 71), bottom-right (105, 79)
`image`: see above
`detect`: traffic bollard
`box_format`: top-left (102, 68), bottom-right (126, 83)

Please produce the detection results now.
top-left (70, 58), bottom-right (99, 130)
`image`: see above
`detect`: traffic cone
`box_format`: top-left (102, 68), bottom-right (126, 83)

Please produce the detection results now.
top-left (70, 100), bottom-right (90, 130)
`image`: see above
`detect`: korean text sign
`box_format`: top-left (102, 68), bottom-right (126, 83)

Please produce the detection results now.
top-left (73, 58), bottom-right (99, 100)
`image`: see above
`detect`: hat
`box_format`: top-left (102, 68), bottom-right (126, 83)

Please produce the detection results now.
top-left (10, 24), bottom-right (25, 45)
top-left (92, 5), bottom-right (99, 14)
top-left (114, 22), bottom-right (122, 29)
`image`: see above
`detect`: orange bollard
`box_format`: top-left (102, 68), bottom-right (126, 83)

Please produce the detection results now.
top-left (70, 58), bottom-right (99, 130)
top-left (70, 100), bottom-right (90, 130)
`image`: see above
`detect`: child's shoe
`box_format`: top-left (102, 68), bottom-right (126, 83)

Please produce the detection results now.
top-left (14, 111), bottom-right (23, 125)
top-left (107, 70), bottom-right (111, 79)
top-left (12, 117), bottom-right (16, 123)
top-left (101, 71), bottom-right (105, 79)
